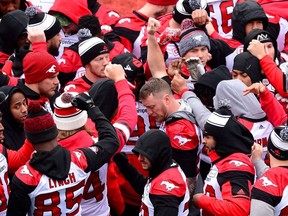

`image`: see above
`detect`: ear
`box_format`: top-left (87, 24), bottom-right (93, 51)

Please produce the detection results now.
top-left (162, 93), bottom-right (171, 105)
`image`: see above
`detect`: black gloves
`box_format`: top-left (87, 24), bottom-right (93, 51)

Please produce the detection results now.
top-left (113, 152), bottom-right (130, 171)
top-left (71, 92), bottom-right (95, 111)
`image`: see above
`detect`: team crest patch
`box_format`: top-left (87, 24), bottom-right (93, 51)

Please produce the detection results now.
top-left (20, 165), bottom-right (33, 177)
top-left (260, 176), bottom-right (278, 187)
top-left (229, 160), bottom-right (248, 167)
top-left (160, 180), bottom-right (179, 191)
top-left (174, 135), bottom-right (191, 145)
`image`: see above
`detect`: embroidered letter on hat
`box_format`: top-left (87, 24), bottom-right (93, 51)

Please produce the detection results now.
top-left (256, 34), bottom-right (268, 42)
top-left (47, 65), bottom-right (56, 73)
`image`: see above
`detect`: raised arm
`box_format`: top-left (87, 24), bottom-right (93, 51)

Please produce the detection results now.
top-left (147, 17), bottom-right (168, 79)
top-left (71, 93), bottom-right (119, 172)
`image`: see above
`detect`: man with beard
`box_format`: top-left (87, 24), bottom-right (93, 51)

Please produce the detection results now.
top-left (1, 6), bottom-right (62, 78)
top-left (25, 6), bottom-right (62, 57)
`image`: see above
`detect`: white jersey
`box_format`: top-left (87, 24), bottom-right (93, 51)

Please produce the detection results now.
top-left (81, 164), bottom-right (109, 216)
top-left (28, 162), bottom-right (88, 216)
top-left (140, 165), bottom-right (189, 216)
top-left (207, 0), bottom-right (240, 39)
top-left (124, 101), bottom-right (159, 153)
top-left (249, 121), bottom-right (274, 160)
top-left (0, 153), bottom-right (9, 216)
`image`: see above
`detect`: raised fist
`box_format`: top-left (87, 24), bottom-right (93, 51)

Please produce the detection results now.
top-left (71, 92), bottom-right (95, 111)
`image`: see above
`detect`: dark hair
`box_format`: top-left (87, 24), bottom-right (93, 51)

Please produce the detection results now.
top-left (194, 84), bottom-right (215, 111)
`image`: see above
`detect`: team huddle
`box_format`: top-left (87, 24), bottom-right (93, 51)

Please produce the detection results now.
top-left (0, 0), bottom-right (287, 215)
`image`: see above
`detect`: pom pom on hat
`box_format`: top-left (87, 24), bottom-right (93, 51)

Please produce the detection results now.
top-left (77, 28), bottom-right (93, 41)
top-left (53, 92), bottom-right (88, 130)
top-left (24, 100), bottom-right (58, 144)
top-left (268, 126), bottom-right (288, 160)
top-left (23, 50), bottom-right (59, 84)
top-left (181, 19), bottom-right (196, 33)
top-left (25, 6), bottom-right (61, 40)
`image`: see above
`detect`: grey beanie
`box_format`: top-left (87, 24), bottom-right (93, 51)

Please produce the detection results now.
top-left (179, 28), bottom-right (210, 57)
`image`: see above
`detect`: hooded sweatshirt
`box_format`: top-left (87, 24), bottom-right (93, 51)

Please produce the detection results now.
top-left (232, 1), bottom-right (268, 44)
top-left (132, 129), bottom-right (190, 216)
top-left (0, 86), bottom-right (27, 150)
top-left (49, 0), bottom-right (92, 26)
top-left (213, 79), bottom-right (274, 155)
top-left (0, 10), bottom-right (29, 68)
top-left (197, 107), bottom-right (255, 216)
top-left (7, 105), bottom-right (119, 216)
top-left (194, 65), bottom-right (232, 110)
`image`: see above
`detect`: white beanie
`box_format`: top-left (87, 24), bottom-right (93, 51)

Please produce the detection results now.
top-left (53, 92), bottom-right (88, 130)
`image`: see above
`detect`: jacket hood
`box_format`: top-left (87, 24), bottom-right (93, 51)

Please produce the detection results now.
top-left (204, 107), bottom-right (254, 158)
top-left (195, 65), bottom-right (232, 91)
top-left (49, 0), bottom-right (92, 25)
top-left (133, 129), bottom-right (173, 178)
top-left (0, 10), bottom-right (29, 54)
top-left (0, 86), bottom-right (27, 150)
top-left (213, 79), bottom-right (266, 121)
top-left (30, 145), bottom-right (71, 180)
top-left (232, 1), bottom-right (268, 43)
top-left (88, 78), bottom-right (118, 120)
top-left (194, 65), bottom-right (232, 109)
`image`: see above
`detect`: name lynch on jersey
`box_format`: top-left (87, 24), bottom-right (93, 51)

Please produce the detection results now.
top-left (48, 173), bottom-right (76, 189)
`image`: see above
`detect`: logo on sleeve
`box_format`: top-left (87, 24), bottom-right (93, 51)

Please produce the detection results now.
top-left (229, 160), bottom-right (248, 167)
top-left (108, 11), bottom-right (120, 18)
top-left (119, 18), bottom-right (131, 24)
top-left (260, 176), bottom-right (278, 187)
top-left (160, 180), bottom-right (179, 191)
top-left (174, 135), bottom-right (191, 145)
top-left (20, 165), bottom-right (33, 177)
top-left (74, 151), bottom-right (82, 160)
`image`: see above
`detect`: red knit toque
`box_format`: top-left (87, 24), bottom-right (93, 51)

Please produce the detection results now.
top-left (147, 0), bottom-right (177, 6)
top-left (24, 100), bottom-right (58, 144)
top-left (23, 50), bottom-right (59, 84)
top-left (53, 92), bottom-right (88, 130)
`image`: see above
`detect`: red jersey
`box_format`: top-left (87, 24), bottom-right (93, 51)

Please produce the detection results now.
top-left (199, 152), bottom-right (255, 216)
top-left (251, 166), bottom-right (288, 216)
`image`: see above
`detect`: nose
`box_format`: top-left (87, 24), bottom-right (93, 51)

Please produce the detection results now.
top-left (21, 104), bottom-right (28, 114)
top-left (103, 57), bottom-right (110, 65)
top-left (138, 154), bottom-right (143, 161)
top-left (54, 76), bottom-right (60, 85)
top-left (146, 109), bottom-right (153, 116)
